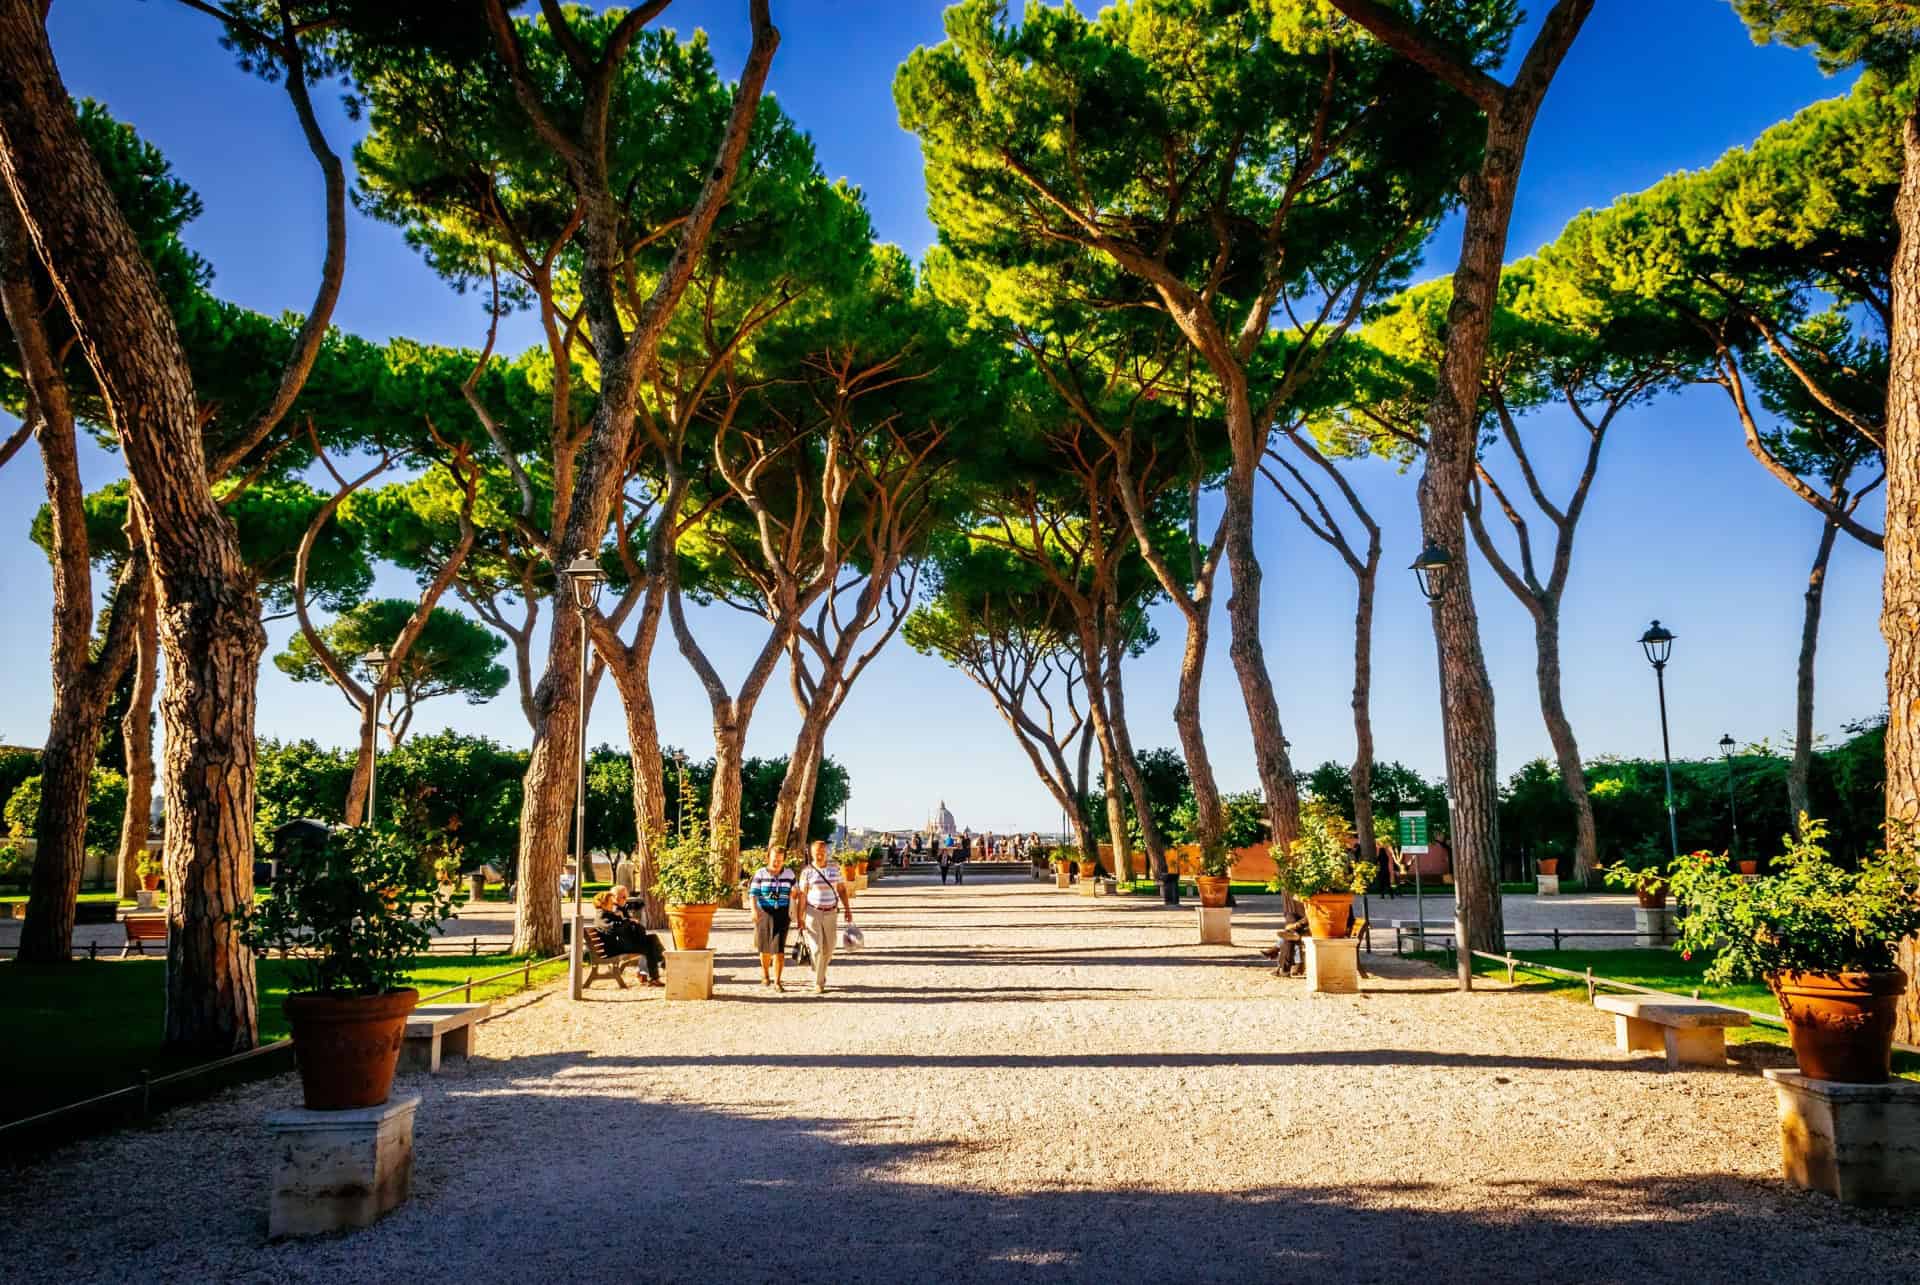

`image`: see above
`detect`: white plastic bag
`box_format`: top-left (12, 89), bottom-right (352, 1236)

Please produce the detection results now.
top-left (840, 923), bottom-right (866, 951)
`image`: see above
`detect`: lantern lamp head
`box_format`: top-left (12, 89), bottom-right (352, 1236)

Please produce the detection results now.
top-left (1410, 541), bottom-right (1452, 602)
top-left (1639, 620), bottom-right (1675, 668)
top-left (561, 550), bottom-right (606, 612)
top-left (361, 646), bottom-right (391, 680)
top-left (1719, 733), bottom-right (1734, 754)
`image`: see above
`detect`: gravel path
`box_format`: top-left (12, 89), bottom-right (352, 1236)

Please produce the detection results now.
top-left (5, 874), bottom-right (1915, 1283)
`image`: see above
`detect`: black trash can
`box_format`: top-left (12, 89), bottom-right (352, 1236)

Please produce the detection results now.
top-left (1160, 872), bottom-right (1181, 906)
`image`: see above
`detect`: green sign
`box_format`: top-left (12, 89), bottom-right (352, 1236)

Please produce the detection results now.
top-left (1397, 811), bottom-right (1429, 854)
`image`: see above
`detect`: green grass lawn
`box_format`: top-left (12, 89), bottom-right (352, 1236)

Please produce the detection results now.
top-left (0, 890), bottom-right (122, 906)
top-left (0, 951), bottom-right (566, 1126)
top-left (1414, 947), bottom-right (1920, 1081)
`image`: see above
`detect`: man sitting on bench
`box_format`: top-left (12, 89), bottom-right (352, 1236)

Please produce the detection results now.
top-left (1258, 916), bottom-right (1309, 976)
top-left (594, 889), bottom-right (664, 986)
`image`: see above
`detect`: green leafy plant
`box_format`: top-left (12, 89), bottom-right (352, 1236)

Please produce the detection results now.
top-left (1667, 816), bottom-right (1920, 985)
top-left (134, 851), bottom-right (164, 881)
top-left (1272, 802), bottom-right (1377, 898)
top-left (1600, 860), bottom-right (1666, 899)
top-left (653, 801), bottom-right (729, 907)
top-left (239, 825), bottom-right (462, 995)
top-left (0, 843), bottom-right (26, 885)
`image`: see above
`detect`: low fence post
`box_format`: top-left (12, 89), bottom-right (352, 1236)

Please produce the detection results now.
top-left (137, 1068), bottom-right (151, 1119)
top-left (523, 958), bottom-right (531, 990)
top-left (471, 936), bottom-right (478, 957)
top-left (1551, 927), bottom-right (1562, 951)
top-left (88, 940), bottom-right (97, 961)
top-left (465, 975), bottom-right (474, 1003)
top-left (1585, 966), bottom-right (1596, 1002)
top-left (1505, 953), bottom-right (1516, 985)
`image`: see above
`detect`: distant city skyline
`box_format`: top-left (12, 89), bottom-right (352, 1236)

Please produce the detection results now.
top-left (0, 1), bottom-right (1886, 833)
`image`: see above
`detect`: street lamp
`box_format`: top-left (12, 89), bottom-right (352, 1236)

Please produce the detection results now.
top-left (1409, 540), bottom-right (1469, 993)
top-left (1719, 732), bottom-right (1740, 858)
top-left (1639, 620), bottom-right (1680, 859)
top-left (561, 550), bottom-right (606, 1002)
top-left (361, 647), bottom-right (391, 826)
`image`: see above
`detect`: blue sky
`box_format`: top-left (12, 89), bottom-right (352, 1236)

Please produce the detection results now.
top-left (0, 0), bottom-right (1887, 835)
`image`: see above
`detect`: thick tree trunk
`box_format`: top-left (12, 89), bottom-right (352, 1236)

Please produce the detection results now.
top-left (603, 653), bottom-right (667, 929)
top-left (1350, 566), bottom-right (1378, 868)
top-left (709, 720), bottom-right (746, 877)
top-left (343, 702), bottom-right (378, 827)
top-left (1076, 621), bottom-right (1133, 881)
top-left (1887, 108), bottom-right (1920, 1043)
top-left (1533, 606), bottom-right (1600, 883)
top-left (511, 611), bottom-right (583, 955)
top-left (1220, 456), bottom-right (1300, 855)
top-left (769, 708), bottom-right (830, 854)
top-left (1790, 515), bottom-right (1842, 827)
top-left (114, 584), bottom-right (159, 901)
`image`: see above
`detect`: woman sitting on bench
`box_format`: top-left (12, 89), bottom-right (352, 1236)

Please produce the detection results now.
top-left (595, 889), bottom-right (665, 986)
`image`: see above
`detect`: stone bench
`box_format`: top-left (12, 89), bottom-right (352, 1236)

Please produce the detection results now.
top-left (399, 1002), bottom-right (490, 1073)
top-left (1594, 994), bottom-right (1750, 1069)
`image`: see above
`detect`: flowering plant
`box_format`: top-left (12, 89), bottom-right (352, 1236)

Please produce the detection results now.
top-left (1272, 801), bottom-right (1376, 898)
top-left (1600, 860), bottom-right (1666, 898)
top-left (1666, 817), bottom-right (1920, 985)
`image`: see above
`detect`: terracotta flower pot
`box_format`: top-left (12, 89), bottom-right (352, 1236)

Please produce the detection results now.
top-left (1304, 892), bottom-right (1354, 939)
top-left (1537, 859), bottom-right (1559, 877)
top-left (1736, 860), bottom-right (1758, 875)
top-left (140, 874), bottom-right (161, 892)
top-left (1196, 875), bottom-right (1231, 908)
top-left (1635, 887), bottom-right (1666, 909)
top-left (1769, 968), bottom-right (1907, 1083)
top-left (283, 988), bottom-right (418, 1111)
top-left (667, 903), bottom-right (717, 951)
top-left (1078, 861), bottom-right (1097, 880)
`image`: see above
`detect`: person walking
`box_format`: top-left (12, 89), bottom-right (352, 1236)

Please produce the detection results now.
top-left (750, 847), bottom-right (797, 991)
top-left (795, 840), bottom-right (850, 994)
top-left (953, 833), bottom-right (968, 884)
top-left (938, 838), bottom-right (952, 885)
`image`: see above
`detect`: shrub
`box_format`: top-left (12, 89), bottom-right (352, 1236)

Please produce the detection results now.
top-left (3, 768), bottom-right (127, 861)
top-left (1667, 816), bottom-right (1920, 984)
top-left (239, 825), bottom-right (463, 995)
top-left (1273, 801), bottom-right (1376, 898)
top-left (653, 805), bottom-right (729, 907)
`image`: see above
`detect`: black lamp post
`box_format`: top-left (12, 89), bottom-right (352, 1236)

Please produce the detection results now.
top-left (1639, 620), bottom-right (1680, 859)
top-left (360, 647), bottom-right (391, 826)
top-left (1719, 732), bottom-right (1740, 858)
top-left (1410, 540), bottom-right (1469, 992)
top-left (561, 551), bottom-right (607, 1001)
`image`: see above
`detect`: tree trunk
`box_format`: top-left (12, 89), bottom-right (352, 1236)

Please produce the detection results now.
top-left (1791, 514), bottom-right (1842, 827)
top-left (769, 707), bottom-right (830, 854)
top-left (511, 611), bottom-right (582, 956)
top-left (1103, 650), bottom-right (1165, 879)
top-left (603, 651), bottom-right (667, 929)
top-left (709, 719), bottom-right (746, 879)
top-left (1533, 605), bottom-right (1600, 883)
top-left (113, 583), bottom-right (159, 901)
top-left (1220, 456), bottom-right (1300, 855)
top-left (1173, 604), bottom-right (1226, 867)
top-left (343, 701), bottom-right (377, 827)
top-left (1350, 564), bottom-right (1378, 868)
top-left (1887, 107), bottom-right (1920, 1043)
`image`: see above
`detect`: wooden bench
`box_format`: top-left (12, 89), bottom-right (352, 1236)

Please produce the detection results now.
top-left (1594, 994), bottom-right (1751, 1069)
top-left (399, 1002), bottom-right (490, 1073)
top-left (121, 915), bottom-right (167, 956)
top-left (583, 926), bottom-right (640, 990)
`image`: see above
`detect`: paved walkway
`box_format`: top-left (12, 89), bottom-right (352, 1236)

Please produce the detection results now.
top-left (5, 875), bottom-right (1915, 1282)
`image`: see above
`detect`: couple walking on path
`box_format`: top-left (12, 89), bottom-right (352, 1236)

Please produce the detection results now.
top-left (750, 840), bottom-right (856, 994)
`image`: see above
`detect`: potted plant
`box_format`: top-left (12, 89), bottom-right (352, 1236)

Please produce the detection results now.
top-left (1050, 848), bottom-right (1075, 889)
top-left (239, 825), bottom-right (459, 1110)
top-left (432, 852), bottom-right (462, 892)
top-left (1600, 861), bottom-right (1667, 908)
top-left (1667, 818), bottom-right (1920, 1083)
top-left (1535, 838), bottom-right (1564, 879)
top-left (1273, 803), bottom-right (1376, 937)
top-left (135, 851), bottom-right (164, 892)
top-left (654, 815), bottom-right (727, 951)
top-left (1735, 856), bottom-right (1759, 876)
top-left (1195, 843), bottom-right (1233, 908)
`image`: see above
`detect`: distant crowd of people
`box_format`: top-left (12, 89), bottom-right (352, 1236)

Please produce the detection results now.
top-left (860, 831), bottom-right (1050, 885)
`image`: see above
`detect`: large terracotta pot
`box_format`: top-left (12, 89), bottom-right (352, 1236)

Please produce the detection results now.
top-left (1635, 887), bottom-right (1666, 909)
top-left (1737, 860), bottom-right (1759, 875)
top-left (140, 873), bottom-right (162, 892)
top-left (1304, 892), bottom-right (1354, 939)
top-left (1769, 969), bottom-right (1907, 1083)
top-left (283, 988), bottom-right (418, 1110)
top-left (1537, 859), bottom-right (1559, 877)
top-left (1196, 875), bottom-right (1231, 908)
top-left (667, 903), bottom-right (718, 951)
top-left (1078, 861), bottom-right (1097, 880)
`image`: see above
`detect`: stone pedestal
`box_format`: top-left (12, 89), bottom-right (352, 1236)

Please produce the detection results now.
top-left (1765, 1069), bottom-right (1920, 1206)
top-left (1632, 905), bottom-right (1675, 948)
top-left (1055, 870), bottom-right (1072, 890)
top-left (1535, 873), bottom-right (1560, 896)
top-left (663, 949), bottom-right (714, 1001)
top-left (1304, 936), bottom-right (1359, 995)
top-left (1090, 879), bottom-right (1109, 898)
top-left (134, 889), bottom-right (157, 910)
top-left (1079, 878), bottom-right (1097, 897)
top-left (265, 1095), bottom-right (418, 1238)
top-left (1197, 906), bottom-right (1232, 945)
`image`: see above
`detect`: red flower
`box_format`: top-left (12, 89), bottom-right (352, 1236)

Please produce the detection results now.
top-left (1681, 949), bottom-right (1693, 961)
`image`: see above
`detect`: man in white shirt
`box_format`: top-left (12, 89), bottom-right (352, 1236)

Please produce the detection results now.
top-left (793, 840), bottom-right (849, 993)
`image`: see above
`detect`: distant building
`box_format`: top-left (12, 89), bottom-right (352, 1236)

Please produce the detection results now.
top-left (928, 799), bottom-right (957, 836)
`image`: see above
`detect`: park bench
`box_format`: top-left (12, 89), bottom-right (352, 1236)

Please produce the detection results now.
top-left (121, 914), bottom-right (167, 956)
top-left (582, 926), bottom-right (640, 990)
top-left (1594, 994), bottom-right (1751, 1069)
top-left (399, 1002), bottom-right (490, 1073)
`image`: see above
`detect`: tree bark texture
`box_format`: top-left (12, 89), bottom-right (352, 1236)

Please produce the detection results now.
top-left (1103, 629), bottom-right (1165, 879)
top-left (1173, 605), bottom-right (1227, 867)
top-left (1350, 564), bottom-right (1378, 868)
top-left (511, 611), bottom-right (583, 955)
top-left (113, 583), bottom-right (159, 901)
top-left (1531, 607), bottom-right (1599, 884)
top-left (1882, 108), bottom-right (1920, 1042)
top-left (1220, 459), bottom-right (1300, 856)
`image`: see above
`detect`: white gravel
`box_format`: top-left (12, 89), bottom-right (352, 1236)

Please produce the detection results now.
top-left (5, 873), bottom-right (1916, 1283)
